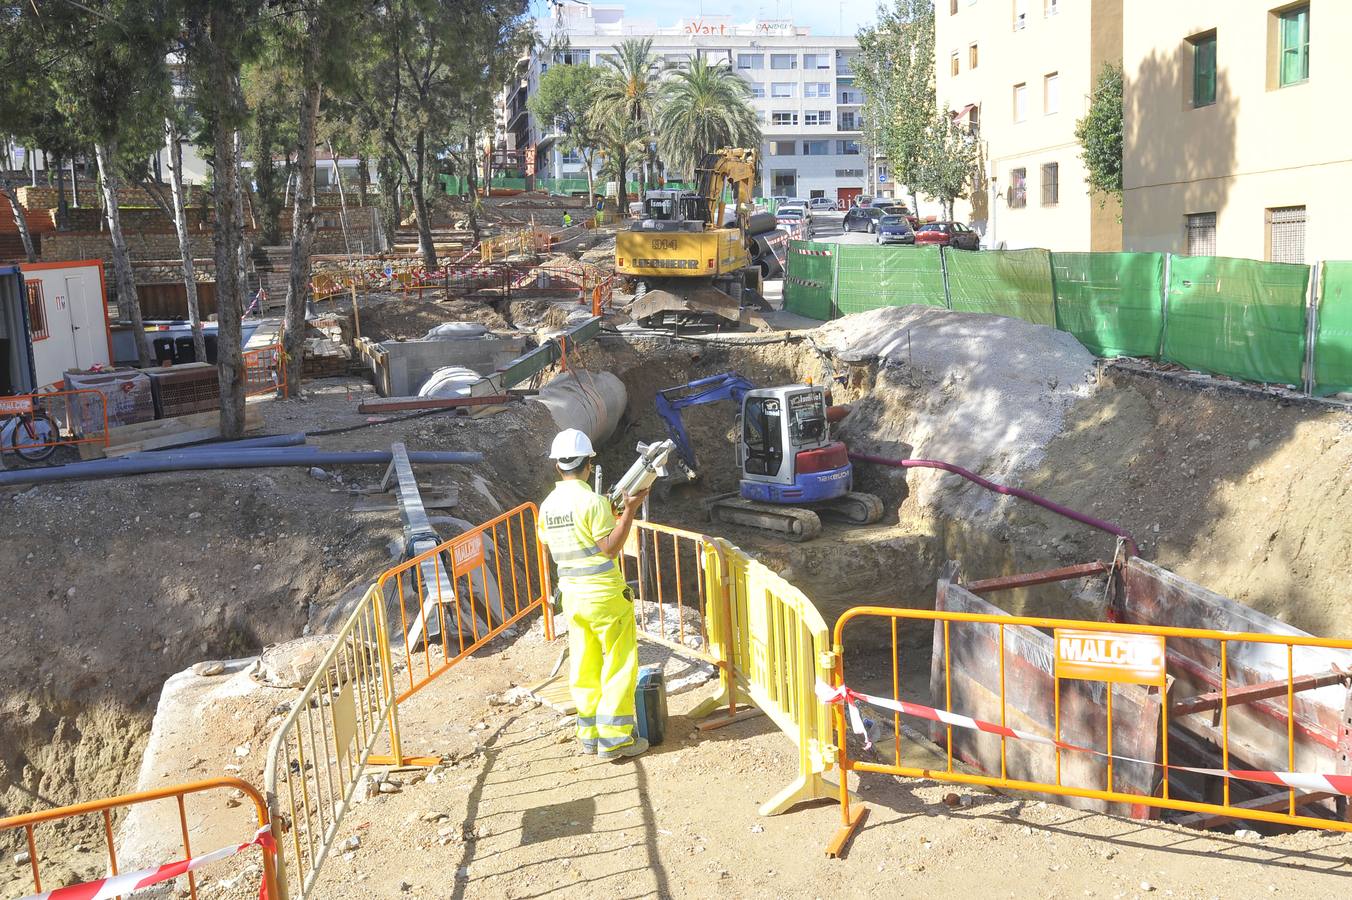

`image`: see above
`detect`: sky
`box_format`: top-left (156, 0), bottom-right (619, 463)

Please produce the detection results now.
top-left (535, 0), bottom-right (880, 38)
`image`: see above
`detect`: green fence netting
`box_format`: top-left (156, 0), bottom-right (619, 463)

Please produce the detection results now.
top-left (835, 245), bottom-right (947, 315)
top-left (1050, 252), bottom-right (1165, 358)
top-left (945, 248), bottom-right (1056, 326)
top-left (783, 241), bottom-right (835, 321)
top-left (1162, 255), bottom-right (1309, 386)
top-left (1314, 261), bottom-right (1352, 396)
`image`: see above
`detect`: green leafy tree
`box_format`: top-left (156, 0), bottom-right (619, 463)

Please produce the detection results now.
top-left (854, 0), bottom-right (934, 212)
top-left (528, 62), bottom-right (605, 203)
top-left (918, 114), bottom-right (982, 219)
top-left (1075, 62), bottom-right (1123, 204)
top-left (20, 0), bottom-right (176, 365)
top-left (243, 41), bottom-right (302, 246)
top-left (654, 56), bottom-right (760, 180)
top-left (592, 38), bottom-right (662, 208)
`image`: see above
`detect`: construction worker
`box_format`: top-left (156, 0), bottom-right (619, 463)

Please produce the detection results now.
top-left (562, 210), bottom-right (573, 228)
top-left (538, 428), bottom-right (650, 760)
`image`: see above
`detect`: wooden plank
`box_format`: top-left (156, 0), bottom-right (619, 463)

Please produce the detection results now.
top-left (105, 427), bottom-right (225, 457)
top-left (80, 408), bottom-right (261, 459)
top-left (351, 493), bottom-right (459, 513)
top-left (1173, 790), bottom-right (1334, 829)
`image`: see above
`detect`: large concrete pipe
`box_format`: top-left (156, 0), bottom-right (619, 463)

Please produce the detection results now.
top-left (418, 365), bottom-right (481, 398)
top-left (529, 370), bottom-right (627, 447)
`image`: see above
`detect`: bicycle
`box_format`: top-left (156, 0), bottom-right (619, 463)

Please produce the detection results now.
top-left (0, 394), bottom-right (59, 462)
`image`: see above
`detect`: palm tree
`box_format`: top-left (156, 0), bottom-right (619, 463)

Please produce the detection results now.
top-left (594, 116), bottom-right (645, 213)
top-left (655, 56), bottom-right (761, 180)
top-left (591, 38), bottom-right (662, 206)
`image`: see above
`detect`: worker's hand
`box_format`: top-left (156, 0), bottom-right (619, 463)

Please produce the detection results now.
top-left (622, 488), bottom-right (650, 513)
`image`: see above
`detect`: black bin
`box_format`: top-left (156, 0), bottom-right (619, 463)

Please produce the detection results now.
top-left (634, 664), bottom-right (667, 746)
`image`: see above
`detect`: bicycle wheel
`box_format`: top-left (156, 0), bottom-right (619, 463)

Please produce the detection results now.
top-left (13, 413), bottom-right (57, 461)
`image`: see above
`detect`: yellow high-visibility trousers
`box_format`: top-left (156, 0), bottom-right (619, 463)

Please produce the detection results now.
top-left (566, 589), bottom-right (638, 753)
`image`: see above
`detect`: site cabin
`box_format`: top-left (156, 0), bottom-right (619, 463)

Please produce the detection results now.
top-left (0, 261), bottom-right (113, 394)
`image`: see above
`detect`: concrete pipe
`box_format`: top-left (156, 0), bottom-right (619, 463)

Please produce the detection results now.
top-left (418, 365), bottom-right (481, 398)
top-left (529, 370), bottom-right (627, 447)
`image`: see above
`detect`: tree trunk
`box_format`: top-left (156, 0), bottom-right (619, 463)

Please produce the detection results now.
top-left (71, 157), bottom-right (80, 205)
top-left (166, 118), bottom-right (205, 363)
top-left (582, 151), bottom-right (595, 208)
top-left (205, 42), bottom-right (248, 438)
top-left (0, 175), bottom-right (37, 263)
top-left (93, 141), bottom-right (150, 366)
top-left (357, 154), bottom-right (370, 209)
top-left (615, 149), bottom-right (628, 215)
top-left (327, 141), bottom-right (352, 257)
top-left (53, 154), bottom-right (70, 231)
top-left (233, 130), bottom-right (249, 297)
top-left (376, 152), bottom-right (399, 248)
top-left (410, 128), bottom-right (436, 270)
top-left (284, 72), bottom-right (321, 396)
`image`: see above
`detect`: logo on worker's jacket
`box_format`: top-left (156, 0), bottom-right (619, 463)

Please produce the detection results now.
top-left (450, 532), bottom-right (485, 575)
top-left (1054, 629), bottom-right (1167, 685)
top-left (545, 511), bottom-right (574, 529)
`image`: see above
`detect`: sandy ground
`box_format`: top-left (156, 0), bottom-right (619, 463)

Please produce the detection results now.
top-left (308, 617), bottom-right (1352, 900)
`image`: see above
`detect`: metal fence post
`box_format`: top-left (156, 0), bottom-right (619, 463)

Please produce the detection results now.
top-left (1304, 260), bottom-right (1322, 396)
top-left (939, 246), bottom-right (953, 310)
top-left (1156, 253), bottom-right (1173, 360)
top-left (830, 244), bottom-right (841, 320)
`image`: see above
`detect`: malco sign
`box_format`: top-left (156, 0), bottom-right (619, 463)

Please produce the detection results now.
top-left (1054, 629), bottom-right (1167, 686)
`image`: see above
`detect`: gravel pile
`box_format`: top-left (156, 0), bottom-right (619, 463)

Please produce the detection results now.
top-left (818, 305), bottom-right (1098, 517)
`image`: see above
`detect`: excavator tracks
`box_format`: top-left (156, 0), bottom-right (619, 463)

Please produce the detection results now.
top-left (705, 495), bottom-right (823, 542)
top-left (818, 491), bottom-right (886, 525)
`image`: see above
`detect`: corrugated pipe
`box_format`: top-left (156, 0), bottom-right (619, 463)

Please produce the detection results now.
top-left (0, 449), bottom-right (483, 489)
top-left (848, 452), bottom-right (1140, 558)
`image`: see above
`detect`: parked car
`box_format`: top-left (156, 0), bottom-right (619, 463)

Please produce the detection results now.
top-left (913, 221), bottom-right (981, 250)
top-left (879, 205), bottom-right (920, 229)
top-left (867, 197), bottom-right (901, 209)
top-left (777, 198), bottom-right (813, 227)
top-left (775, 207), bottom-right (809, 238)
top-left (875, 215), bottom-right (916, 245)
top-left (808, 197), bottom-right (839, 211)
top-left (842, 206), bottom-right (887, 233)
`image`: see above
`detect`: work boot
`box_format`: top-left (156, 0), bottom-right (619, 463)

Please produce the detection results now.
top-left (598, 736), bottom-right (649, 761)
top-left (576, 740), bottom-right (598, 756)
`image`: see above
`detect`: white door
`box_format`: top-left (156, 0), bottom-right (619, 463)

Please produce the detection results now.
top-left (65, 273), bottom-right (105, 369)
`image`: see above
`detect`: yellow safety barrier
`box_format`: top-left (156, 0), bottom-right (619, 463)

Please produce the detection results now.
top-left (263, 585), bottom-right (400, 900)
top-left (706, 538), bottom-right (840, 815)
top-left (825, 604), bottom-right (1352, 857)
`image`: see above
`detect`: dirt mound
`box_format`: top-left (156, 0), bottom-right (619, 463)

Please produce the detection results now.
top-left (819, 306), bottom-right (1097, 519)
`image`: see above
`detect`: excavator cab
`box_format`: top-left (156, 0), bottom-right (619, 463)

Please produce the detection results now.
top-left (635, 191), bottom-right (708, 232)
top-left (738, 386), bottom-right (851, 504)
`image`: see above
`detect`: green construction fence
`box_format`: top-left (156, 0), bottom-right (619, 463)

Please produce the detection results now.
top-left (1315, 261), bottom-right (1352, 396)
top-left (783, 241), bottom-right (834, 321)
top-left (782, 242), bottom-right (1352, 398)
top-left (1161, 255), bottom-right (1309, 387)
top-left (1051, 252), bottom-right (1165, 358)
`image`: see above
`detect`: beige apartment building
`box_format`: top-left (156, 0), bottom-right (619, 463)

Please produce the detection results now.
top-left (1123, 1), bottom-right (1336, 263)
top-left (936, 0), bottom-right (1122, 250)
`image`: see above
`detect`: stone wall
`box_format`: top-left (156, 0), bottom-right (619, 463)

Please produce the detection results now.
top-left (18, 184), bottom-right (359, 213)
top-left (43, 228), bottom-right (367, 277)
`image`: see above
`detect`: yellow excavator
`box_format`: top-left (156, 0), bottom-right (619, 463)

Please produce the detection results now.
top-left (616, 148), bottom-right (782, 330)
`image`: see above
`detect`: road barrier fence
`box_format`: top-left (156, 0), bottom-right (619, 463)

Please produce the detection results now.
top-left (785, 241), bottom-right (1352, 397)
top-left (823, 594), bottom-right (1352, 855)
top-left (243, 343), bottom-right (289, 399)
top-left (0, 777), bottom-right (280, 900)
top-left (0, 387), bottom-right (110, 456)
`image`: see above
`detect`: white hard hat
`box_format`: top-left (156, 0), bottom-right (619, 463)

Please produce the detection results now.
top-left (548, 428), bottom-right (594, 470)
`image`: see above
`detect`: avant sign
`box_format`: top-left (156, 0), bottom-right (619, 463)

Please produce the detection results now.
top-left (1054, 629), bottom-right (1166, 686)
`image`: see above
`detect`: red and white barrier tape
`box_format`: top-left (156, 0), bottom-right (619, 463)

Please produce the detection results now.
top-left (816, 681), bottom-right (1352, 797)
top-left (19, 825), bottom-right (275, 900)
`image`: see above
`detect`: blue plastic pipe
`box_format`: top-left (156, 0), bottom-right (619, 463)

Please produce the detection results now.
top-left (144, 433), bottom-right (308, 452)
top-left (0, 449), bottom-right (483, 488)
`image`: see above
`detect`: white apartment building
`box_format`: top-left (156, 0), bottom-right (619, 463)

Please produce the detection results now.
top-left (510, 5), bottom-right (867, 204)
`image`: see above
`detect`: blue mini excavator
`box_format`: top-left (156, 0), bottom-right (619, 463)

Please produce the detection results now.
top-left (655, 372), bottom-right (884, 541)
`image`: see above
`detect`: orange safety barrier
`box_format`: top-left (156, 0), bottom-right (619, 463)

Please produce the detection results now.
top-left (0, 388), bottom-right (109, 456)
top-left (376, 502), bottom-right (553, 709)
top-left (0, 777), bottom-right (279, 899)
top-left (243, 344), bottom-right (288, 399)
top-left (824, 603), bottom-right (1352, 856)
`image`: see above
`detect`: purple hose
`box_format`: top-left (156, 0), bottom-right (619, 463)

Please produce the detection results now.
top-left (849, 452), bottom-right (1139, 558)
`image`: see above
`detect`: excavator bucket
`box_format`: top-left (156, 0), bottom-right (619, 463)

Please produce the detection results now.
top-left (628, 285), bottom-right (745, 330)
